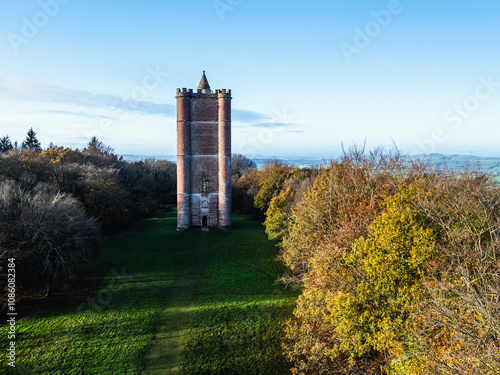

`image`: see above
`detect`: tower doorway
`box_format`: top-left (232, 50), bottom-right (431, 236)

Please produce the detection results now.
top-left (202, 215), bottom-right (208, 228)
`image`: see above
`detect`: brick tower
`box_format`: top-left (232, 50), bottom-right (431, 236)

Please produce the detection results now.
top-left (176, 71), bottom-right (232, 230)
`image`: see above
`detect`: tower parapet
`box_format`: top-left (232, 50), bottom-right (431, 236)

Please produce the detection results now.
top-left (216, 89), bottom-right (232, 99)
top-left (176, 88), bottom-right (194, 97)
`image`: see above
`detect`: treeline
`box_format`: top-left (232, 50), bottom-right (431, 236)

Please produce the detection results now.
top-left (234, 149), bottom-right (500, 375)
top-left (0, 129), bottom-right (176, 296)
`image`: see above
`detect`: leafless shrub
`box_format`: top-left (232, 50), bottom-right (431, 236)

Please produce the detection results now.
top-left (408, 173), bottom-right (500, 374)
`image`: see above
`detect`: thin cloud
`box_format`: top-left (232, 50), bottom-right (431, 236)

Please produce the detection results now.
top-left (232, 109), bottom-right (268, 123)
top-left (0, 77), bottom-right (303, 130)
top-left (248, 124), bottom-right (304, 133)
top-left (42, 110), bottom-right (118, 120)
top-left (0, 77), bottom-right (175, 117)
top-left (233, 109), bottom-right (302, 130)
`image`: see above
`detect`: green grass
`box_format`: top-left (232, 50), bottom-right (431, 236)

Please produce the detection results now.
top-left (178, 215), bottom-right (297, 375)
top-left (0, 209), bottom-right (297, 374)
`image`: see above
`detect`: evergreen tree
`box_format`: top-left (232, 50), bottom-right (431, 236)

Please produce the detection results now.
top-left (85, 136), bottom-right (113, 153)
top-left (82, 137), bottom-right (117, 167)
top-left (22, 127), bottom-right (42, 150)
top-left (0, 135), bottom-right (13, 153)
top-left (83, 136), bottom-right (115, 156)
top-left (48, 142), bottom-right (55, 149)
top-left (88, 136), bottom-right (99, 147)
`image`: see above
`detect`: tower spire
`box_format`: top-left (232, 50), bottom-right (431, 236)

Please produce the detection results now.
top-left (198, 70), bottom-right (211, 91)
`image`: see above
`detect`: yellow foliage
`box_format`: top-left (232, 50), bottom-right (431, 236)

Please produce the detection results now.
top-left (41, 146), bottom-right (83, 164)
top-left (282, 154), bottom-right (500, 374)
top-left (264, 186), bottom-right (295, 242)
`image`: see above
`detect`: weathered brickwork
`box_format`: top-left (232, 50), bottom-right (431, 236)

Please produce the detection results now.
top-left (191, 124), bottom-right (218, 155)
top-left (176, 72), bottom-right (232, 230)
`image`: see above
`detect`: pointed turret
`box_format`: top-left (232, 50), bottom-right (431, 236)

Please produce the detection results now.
top-left (198, 71), bottom-right (211, 91)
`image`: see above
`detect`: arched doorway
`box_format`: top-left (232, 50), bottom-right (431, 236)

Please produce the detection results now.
top-left (202, 215), bottom-right (208, 228)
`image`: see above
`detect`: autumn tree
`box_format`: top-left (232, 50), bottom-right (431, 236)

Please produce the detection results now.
top-left (231, 154), bottom-right (256, 177)
top-left (264, 167), bottom-right (318, 243)
top-left (0, 133), bottom-right (179, 298)
top-left (41, 146), bottom-right (83, 165)
top-left (82, 137), bottom-right (119, 167)
top-left (142, 158), bottom-right (177, 207)
top-left (78, 165), bottom-right (131, 233)
top-left (0, 148), bottom-right (52, 182)
top-left (401, 173), bottom-right (500, 375)
top-left (281, 149), bottom-right (500, 375)
top-left (281, 148), bottom-right (412, 373)
top-left (254, 159), bottom-right (293, 216)
top-left (232, 167), bottom-right (261, 217)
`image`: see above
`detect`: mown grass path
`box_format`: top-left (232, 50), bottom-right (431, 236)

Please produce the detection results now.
top-left (141, 217), bottom-right (211, 374)
top-left (0, 209), bottom-right (296, 374)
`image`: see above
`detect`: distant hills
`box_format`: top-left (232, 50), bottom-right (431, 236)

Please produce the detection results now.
top-left (120, 153), bottom-right (500, 177)
top-left (413, 154), bottom-right (500, 175)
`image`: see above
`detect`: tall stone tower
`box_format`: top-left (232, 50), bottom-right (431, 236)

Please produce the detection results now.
top-left (176, 71), bottom-right (232, 231)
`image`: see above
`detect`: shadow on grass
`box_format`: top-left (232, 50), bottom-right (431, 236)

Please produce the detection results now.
top-left (0, 208), bottom-right (297, 375)
top-left (179, 295), bottom-right (296, 375)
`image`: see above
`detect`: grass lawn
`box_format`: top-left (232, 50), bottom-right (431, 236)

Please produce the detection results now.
top-left (0, 209), bottom-right (297, 374)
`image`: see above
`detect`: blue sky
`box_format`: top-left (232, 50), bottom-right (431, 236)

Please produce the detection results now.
top-left (0, 0), bottom-right (499, 157)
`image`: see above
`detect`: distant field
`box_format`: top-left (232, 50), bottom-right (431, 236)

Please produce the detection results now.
top-left (414, 154), bottom-right (500, 173)
top-left (0, 209), bottom-right (296, 374)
